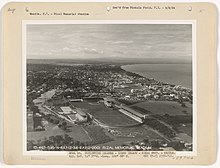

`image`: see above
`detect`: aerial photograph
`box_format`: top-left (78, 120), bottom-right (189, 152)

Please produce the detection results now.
top-left (26, 24), bottom-right (193, 151)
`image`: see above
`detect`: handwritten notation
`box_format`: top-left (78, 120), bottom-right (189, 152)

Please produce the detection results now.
top-left (8, 8), bottom-right (16, 14)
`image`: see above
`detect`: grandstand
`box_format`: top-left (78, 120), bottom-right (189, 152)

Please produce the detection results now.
top-left (118, 109), bottom-right (143, 123)
top-left (117, 104), bottom-right (148, 123)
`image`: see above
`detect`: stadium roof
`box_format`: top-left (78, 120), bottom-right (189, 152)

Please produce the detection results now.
top-left (60, 106), bottom-right (72, 114)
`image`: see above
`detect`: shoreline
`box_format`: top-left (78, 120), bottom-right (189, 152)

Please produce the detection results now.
top-left (121, 64), bottom-right (192, 89)
top-left (27, 62), bottom-right (192, 89)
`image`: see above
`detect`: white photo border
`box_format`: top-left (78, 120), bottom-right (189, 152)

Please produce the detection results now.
top-left (22, 20), bottom-right (197, 156)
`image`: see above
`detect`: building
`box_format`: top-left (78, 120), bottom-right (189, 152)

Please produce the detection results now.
top-left (120, 105), bottom-right (147, 119)
top-left (118, 109), bottom-right (143, 123)
top-left (70, 98), bottom-right (83, 102)
top-left (103, 98), bottom-right (113, 108)
top-left (104, 100), bottom-right (112, 107)
top-left (59, 106), bottom-right (74, 115)
top-left (66, 108), bottom-right (88, 123)
top-left (75, 109), bottom-right (88, 122)
top-left (104, 97), bottom-right (116, 107)
top-left (118, 105), bottom-right (148, 123)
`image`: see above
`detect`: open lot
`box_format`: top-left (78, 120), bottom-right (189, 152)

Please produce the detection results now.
top-left (131, 101), bottom-right (192, 116)
top-left (71, 101), bottom-right (139, 126)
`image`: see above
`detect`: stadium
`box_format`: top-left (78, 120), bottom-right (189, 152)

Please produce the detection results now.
top-left (70, 97), bottom-right (148, 127)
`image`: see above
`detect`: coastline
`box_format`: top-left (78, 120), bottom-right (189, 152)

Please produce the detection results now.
top-left (121, 63), bottom-right (192, 89)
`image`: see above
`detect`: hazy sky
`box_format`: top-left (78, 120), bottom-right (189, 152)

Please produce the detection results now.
top-left (27, 24), bottom-right (192, 60)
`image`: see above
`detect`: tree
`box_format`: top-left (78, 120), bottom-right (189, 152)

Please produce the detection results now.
top-left (30, 105), bottom-right (39, 114)
top-left (75, 141), bottom-right (80, 146)
top-left (62, 122), bottom-right (67, 126)
top-left (55, 135), bottom-right (63, 145)
top-left (54, 119), bottom-right (59, 124)
top-left (170, 141), bottom-right (185, 151)
top-left (150, 140), bottom-right (160, 148)
top-left (49, 118), bottom-right (54, 123)
top-left (143, 138), bottom-right (149, 145)
top-left (49, 136), bottom-right (56, 142)
top-left (63, 134), bottom-right (72, 145)
top-left (164, 114), bottom-right (170, 118)
top-left (80, 142), bottom-right (85, 146)
top-left (61, 121), bottom-right (67, 130)
top-left (27, 140), bottom-right (35, 151)
top-left (181, 103), bottom-right (186, 108)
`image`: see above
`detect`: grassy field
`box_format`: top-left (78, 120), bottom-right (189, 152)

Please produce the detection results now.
top-left (131, 101), bottom-right (192, 116)
top-left (83, 125), bottom-right (113, 145)
top-left (117, 125), bottom-right (163, 139)
top-left (98, 125), bottom-right (165, 147)
top-left (27, 122), bottom-right (91, 142)
top-left (178, 123), bottom-right (192, 137)
top-left (71, 101), bottom-right (139, 126)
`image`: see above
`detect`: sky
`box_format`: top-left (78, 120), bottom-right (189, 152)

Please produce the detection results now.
top-left (27, 24), bottom-right (192, 61)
